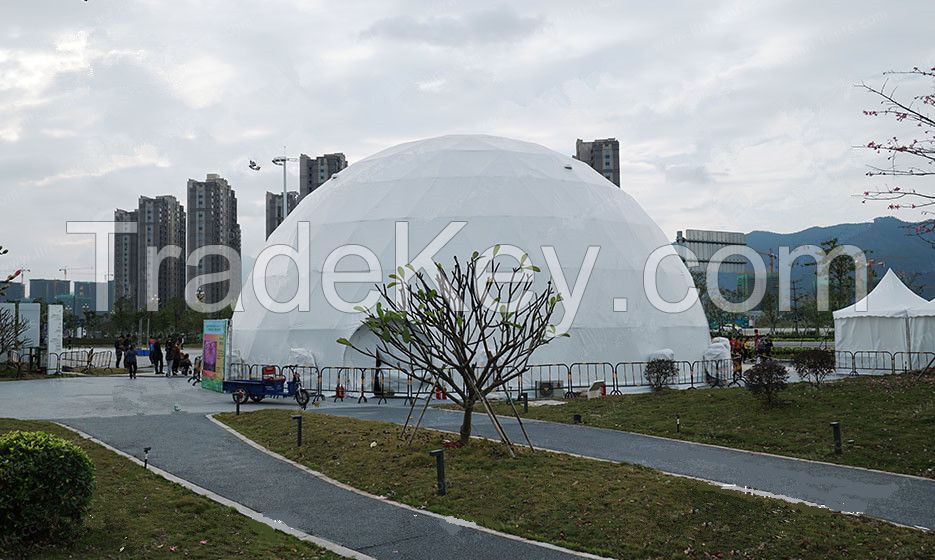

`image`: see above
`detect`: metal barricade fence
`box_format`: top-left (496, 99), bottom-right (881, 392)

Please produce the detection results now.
top-left (833, 350), bottom-right (857, 374)
top-left (693, 359), bottom-right (734, 387)
top-left (520, 364), bottom-right (569, 398)
top-left (613, 360), bottom-right (696, 390)
top-left (893, 351), bottom-right (935, 373)
top-left (852, 351), bottom-right (895, 375)
top-left (566, 362), bottom-right (614, 397)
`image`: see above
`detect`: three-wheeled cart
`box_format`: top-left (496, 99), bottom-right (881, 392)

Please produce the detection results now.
top-left (223, 365), bottom-right (311, 408)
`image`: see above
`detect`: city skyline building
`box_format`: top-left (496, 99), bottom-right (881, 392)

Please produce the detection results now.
top-left (28, 278), bottom-right (70, 303)
top-left (0, 281), bottom-right (26, 303)
top-left (265, 190), bottom-right (299, 240)
top-left (574, 138), bottom-right (620, 187)
top-left (114, 195), bottom-right (186, 310)
top-left (187, 174), bottom-right (241, 306)
top-left (298, 152), bottom-right (347, 201)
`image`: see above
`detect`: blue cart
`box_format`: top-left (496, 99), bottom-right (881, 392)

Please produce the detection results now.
top-left (223, 365), bottom-right (311, 409)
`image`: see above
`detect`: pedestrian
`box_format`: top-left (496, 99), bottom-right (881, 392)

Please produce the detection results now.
top-left (152, 337), bottom-right (164, 375)
top-left (125, 345), bottom-right (138, 378)
top-left (114, 334), bottom-right (124, 368)
top-left (190, 356), bottom-right (203, 385)
top-left (179, 353), bottom-right (192, 377)
top-left (170, 341), bottom-right (181, 375)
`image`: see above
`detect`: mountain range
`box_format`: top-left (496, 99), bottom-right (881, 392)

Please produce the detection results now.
top-left (745, 216), bottom-right (935, 299)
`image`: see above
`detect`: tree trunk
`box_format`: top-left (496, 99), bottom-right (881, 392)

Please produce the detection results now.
top-left (459, 402), bottom-right (474, 445)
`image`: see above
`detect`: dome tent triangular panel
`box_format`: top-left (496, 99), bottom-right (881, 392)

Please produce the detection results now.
top-left (232, 134), bottom-right (711, 367)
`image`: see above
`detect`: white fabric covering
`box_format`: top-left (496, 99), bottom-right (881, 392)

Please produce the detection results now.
top-left (908, 298), bottom-right (935, 353)
top-left (232, 135), bottom-right (711, 367)
top-left (833, 269), bottom-right (926, 354)
top-left (648, 349), bottom-right (675, 361)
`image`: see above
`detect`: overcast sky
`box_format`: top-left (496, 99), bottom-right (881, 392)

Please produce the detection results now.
top-left (2, 0), bottom-right (934, 283)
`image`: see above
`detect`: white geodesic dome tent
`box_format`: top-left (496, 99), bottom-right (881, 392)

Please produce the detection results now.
top-left (231, 135), bottom-right (711, 367)
top-left (833, 269), bottom-right (927, 355)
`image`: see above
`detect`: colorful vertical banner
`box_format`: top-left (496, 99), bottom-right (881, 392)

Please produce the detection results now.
top-left (47, 305), bottom-right (63, 374)
top-left (201, 319), bottom-right (229, 392)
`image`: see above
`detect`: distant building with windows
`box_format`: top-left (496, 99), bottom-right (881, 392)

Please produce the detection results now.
top-left (114, 208), bottom-right (139, 308)
top-left (575, 138), bottom-right (620, 187)
top-left (265, 190), bottom-right (299, 240)
top-left (298, 152), bottom-right (347, 201)
top-left (187, 174), bottom-right (241, 306)
top-left (73, 281), bottom-right (112, 313)
top-left (28, 279), bottom-right (70, 303)
top-left (0, 281), bottom-right (25, 303)
top-left (114, 195), bottom-right (186, 310)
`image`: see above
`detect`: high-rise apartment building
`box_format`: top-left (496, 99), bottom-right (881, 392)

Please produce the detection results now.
top-left (73, 281), bottom-right (112, 313)
top-left (114, 195), bottom-right (186, 310)
top-left (0, 281), bottom-right (25, 303)
top-left (265, 190), bottom-right (299, 240)
top-left (187, 174), bottom-right (241, 306)
top-left (575, 138), bottom-right (620, 187)
top-left (114, 208), bottom-right (138, 308)
top-left (298, 152), bottom-right (347, 201)
top-left (28, 279), bottom-right (70, 303)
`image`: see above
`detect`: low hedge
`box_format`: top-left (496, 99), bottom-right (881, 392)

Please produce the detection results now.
top-left (0, 430), bottom-right (95, 548)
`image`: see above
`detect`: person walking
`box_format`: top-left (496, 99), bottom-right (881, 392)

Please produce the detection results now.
top-left (125, 345), bottom-right (138, 378)
top-left (170, 341), bottom-right (181, 376)
top-left (152, 337), bottom-right (164, 375)
top-left (114, 334), bottom-right (124, 369)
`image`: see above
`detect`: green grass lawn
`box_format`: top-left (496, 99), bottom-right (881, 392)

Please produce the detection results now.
top-left (217, 409), bottom-right (933, 560)
top-left (488, 372), bottom-right (935, 478)
top-left (0, 419), bottom-right (342, 560)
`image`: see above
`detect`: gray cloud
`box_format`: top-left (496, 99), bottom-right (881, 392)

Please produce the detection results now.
top-left (1, 0), bottom-right (933, 282)
top-left (362, 6), bottom-right (546, 46)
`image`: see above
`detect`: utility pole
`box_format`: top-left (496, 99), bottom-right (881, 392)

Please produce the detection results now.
top-left (272, 147), bottom-right (299, 220)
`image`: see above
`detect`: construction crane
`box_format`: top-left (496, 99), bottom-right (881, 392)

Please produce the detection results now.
top-left (757, 250), bottom-right (777, 274)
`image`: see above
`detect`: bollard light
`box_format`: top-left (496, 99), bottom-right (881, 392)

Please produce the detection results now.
top-left (676, 413), bottom-right (681, 433)
top-left (573, 413), bottom-right (582, 424)
top-left (830, 421), bottom-right (842, 454)
top-left (429, 449), bottom-right (446, 496)
top-left (143, 447), bottom-right (151, 469)
top-left (292, 414), bottom-right (303, 447)
top-left (522, 392), bottom-right (529, 413)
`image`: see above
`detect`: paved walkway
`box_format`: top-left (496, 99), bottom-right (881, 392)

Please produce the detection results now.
top-left (315, 404), bottom-right (935, 530)
top-left (2, 377), bottom-right (932, 536)
top-left (60, 412), bottom-right (591, 560)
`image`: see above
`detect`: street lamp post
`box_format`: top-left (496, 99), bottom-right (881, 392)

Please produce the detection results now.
top-left (271, 148), bottom-right (300, 219)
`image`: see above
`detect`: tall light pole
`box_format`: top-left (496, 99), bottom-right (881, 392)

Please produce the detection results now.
top-left (271, 148), bottom-right (299, 219)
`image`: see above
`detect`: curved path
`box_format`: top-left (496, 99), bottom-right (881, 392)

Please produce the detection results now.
top-left (60, 412), bottom-right (597, 560)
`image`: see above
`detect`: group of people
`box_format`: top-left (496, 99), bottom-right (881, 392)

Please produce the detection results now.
top-left (113, 333), bottom-right (201, 379)
top-left (729, 329), bottom-right (774, 369)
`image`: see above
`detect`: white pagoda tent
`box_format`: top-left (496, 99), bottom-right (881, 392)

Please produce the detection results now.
top-left (833, 269), bottom-right (927, 355)
top-left (908, 298), bottom-right (935, 355)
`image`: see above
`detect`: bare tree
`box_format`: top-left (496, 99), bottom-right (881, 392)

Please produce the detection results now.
top-left (858, 66), bottom-right (935, 247)
top-left (338, 249), bottom-right (566, 450)
top-left (0, 307), bottom-right (28, 365)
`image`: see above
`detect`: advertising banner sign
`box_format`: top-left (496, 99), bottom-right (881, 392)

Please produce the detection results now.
top-left (201, 319), bottom-right (229, 392)
top-left (47, 305), bottom-right (63, 373)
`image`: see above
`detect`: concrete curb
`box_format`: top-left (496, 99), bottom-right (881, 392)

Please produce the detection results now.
top-left (54, 422), bottom-right (374, 560)
top-left (207, 413), bottom-right (613, 560)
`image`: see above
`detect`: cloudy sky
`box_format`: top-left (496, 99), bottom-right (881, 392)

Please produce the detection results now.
top-left (2, 0), bottom-right (933, 283)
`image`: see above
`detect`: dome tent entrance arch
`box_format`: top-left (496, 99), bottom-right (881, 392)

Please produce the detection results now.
top-left (232, 135), bottom-right (711, 367)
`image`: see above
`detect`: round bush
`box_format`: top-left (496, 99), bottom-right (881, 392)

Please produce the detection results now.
top-left (0, 430), bottom-right (95, 548)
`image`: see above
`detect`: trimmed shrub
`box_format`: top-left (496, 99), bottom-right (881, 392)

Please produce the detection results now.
top-left (743, 359), bottom-right (789, 406)
top-left (0, 430), bottom-right (95, 548)
top-left (792, 349), bottom-right (836, 387)
top-left (644, 359), bottom-right (678, 392)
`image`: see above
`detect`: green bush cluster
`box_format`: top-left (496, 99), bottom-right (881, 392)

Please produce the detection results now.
top-left (0, 430), bottom-right (95, 548)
